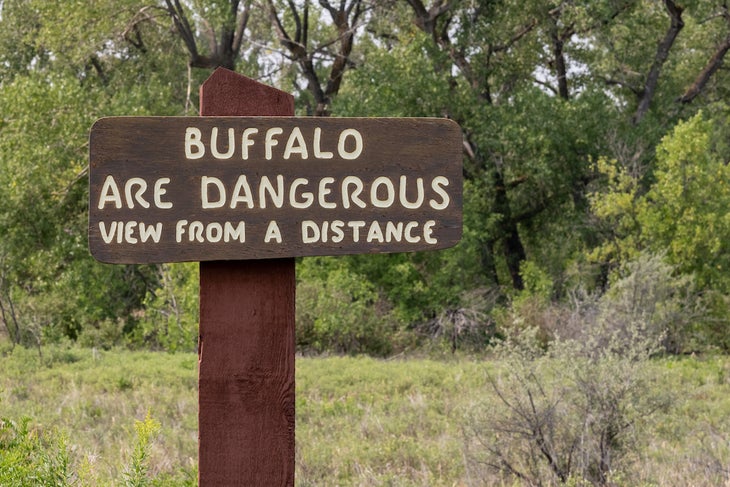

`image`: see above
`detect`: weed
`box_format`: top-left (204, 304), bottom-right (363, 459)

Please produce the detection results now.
top-left (122, 410), bottom-right (162, 487)
top-left (0, 416), bottom-right (71, 486)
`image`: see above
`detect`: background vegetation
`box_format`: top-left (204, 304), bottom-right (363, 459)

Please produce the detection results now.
top-left (2, 0), bottom-right (730, 484)
top-left (1, 0), bottom-right (730, 355)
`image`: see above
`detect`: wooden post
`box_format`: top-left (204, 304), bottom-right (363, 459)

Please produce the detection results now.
top-left (198, 67), bottom-right (295, 486)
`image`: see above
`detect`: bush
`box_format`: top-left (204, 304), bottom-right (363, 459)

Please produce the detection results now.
top-left (0, 416), bottom-right (71, 486)
top-left (133, 263), bottom-right (199, 352)
top-left (598, 252), bottom-right (704, 354)
top-left (296, 262), bottom-right (404, 356)
top-left (416, 288), bottom-right (498, 353)
top-left (464, 324), bottom-right (672, 485)
top-left (496, 252), bottom-right (705, 354)
top-left (122, 411), bottom-right (161, 487)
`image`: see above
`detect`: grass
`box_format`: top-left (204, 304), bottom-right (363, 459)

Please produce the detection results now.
top-left (0, 344), bottom-right (199, 485)
top-left (1, 342), bottom-right (730, 485)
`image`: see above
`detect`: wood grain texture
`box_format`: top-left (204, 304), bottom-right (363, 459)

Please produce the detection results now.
top-left (198, 260), bottom-right (295, 486)
top-left (198, 68), bottom-right (295, 486)
top-left (88, 116), bottom-right (463, 263)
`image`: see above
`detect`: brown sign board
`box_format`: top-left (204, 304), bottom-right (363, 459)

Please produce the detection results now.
top-left (89, 116), bottom-right (462, 264)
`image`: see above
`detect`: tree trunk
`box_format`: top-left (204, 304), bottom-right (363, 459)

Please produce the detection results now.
top-left (492, 167), bottom-right (526, 290)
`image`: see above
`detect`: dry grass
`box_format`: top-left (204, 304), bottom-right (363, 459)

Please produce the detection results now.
top-left (1, 342), bottom-right (729, 485)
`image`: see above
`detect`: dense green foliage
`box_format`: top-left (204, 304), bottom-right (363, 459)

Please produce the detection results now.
top-left (1, 345), bottom-right (730, 485)
top-left (1, 0), bottom-right (730, 354)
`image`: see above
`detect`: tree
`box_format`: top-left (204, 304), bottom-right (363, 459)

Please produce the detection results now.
top-left (0, 0), bottom-right (190, 346)
top-left (266, 0), bottom-right (366, 115)
top-left (164, 0), bottom-right (253, 70)
top-left (2, 0), bottom-right (730, 352)
top-left (641, 111), bottom-right (730, 291)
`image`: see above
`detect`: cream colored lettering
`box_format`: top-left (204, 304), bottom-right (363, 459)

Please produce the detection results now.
top-left (185, 127), bottom-right (204, 159)
top-left (124, 221), bottom-right (138, 244)
top-left (290, 178), bottom-right (314, 209)
top-left (429, 176), bottom-right (450, 210)
top-left (189, 221), bottom-right (205, 242)
top-left (283, 127), bottom-right (308, 159)
top-left (259, 175), bottom-right (285, 208)
top-left (264, 221), bottom-right (283, 243)
top-left (313, 128), bottom-right (334, 159)
top-left (229, 175), bottom-right (254, 209)
top-left (399, 176), bottom-right (424, 209)
top-left (98, 175), bottom-right (123, 209)
top-left (99, 221), bottom-right (120, 244)
top-left (330, 220), bottom-right (345, 243)
top-left (206, 222), bottom-right (223, 242)
top-left (302, 220), bottom-right (319, 243)
top-left (241, 128), bottom-right (259, 159)
top-left (97, 221), bottom-right (163, 245)
top-left (139, 222), bottom-right (163, 243)
top-left (318, 177), bottom-right (337, 209)
top-left (341, 176), bottom-right (366, 209)
top-left (385, 221), bottom-right (403, 242)
top-left (211, 127), bottom-right (235, 159)
top-left (298, 220), bottom-right (439, 245)
top-left (176, 220), bottom-right (245, 243)
top-left (366, 221), bottom-right (384, 243)
top-left (347, 220), bottom-right (366, 242)
top-left (265, 127), bottom-right (283, 160)
top-left (124, 178), bottom-right (149, 209)
top-left (201, 176), bottom-right (226, 209)
top-left (175, 220), bottom-right (188, 243)
top-left (404, 221), bottom-right (420, 243)
top-left (338, 128), bottom-right (363, 160)
top-left (224, 221), bottom-right (245, 242)
top-left (371, 176), bottom-right (395, 208)
top-left (98, 176), bottom-right (172, 210)
top-left (423, 220), bottom-right (437, 244)
top-left (153, 178), bottom-right (173, 209)
top-left (184, 125), bottom-right (364, 160)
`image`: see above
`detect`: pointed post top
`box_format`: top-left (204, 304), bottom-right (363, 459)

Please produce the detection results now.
top-left (200, 67), bottom-right (295, 117)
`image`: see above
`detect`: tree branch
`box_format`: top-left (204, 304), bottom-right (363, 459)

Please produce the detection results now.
top-left (231, 0), bottom-right (252, 56)
top-left (678, 32), bottom-right (730, 103)
top-left (633, 0), bottom-right (684, 125)
top-left (404, 0), bottom-right (453, 38)
top-left (165, 0), bottom-right (200, 61)
top-left (322, 0), bottom-right (363, 100)
top-left (599, 75), bottom-right (643, 97)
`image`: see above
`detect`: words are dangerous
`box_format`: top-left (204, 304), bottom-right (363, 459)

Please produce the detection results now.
top-left (89, 117), bottom-right (462, 264)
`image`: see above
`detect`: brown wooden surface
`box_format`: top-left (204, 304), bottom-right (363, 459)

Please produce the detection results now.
top-left (198, 68), bottom-right (295, 486)
top-left (88, 116), bottom-right (462, 263)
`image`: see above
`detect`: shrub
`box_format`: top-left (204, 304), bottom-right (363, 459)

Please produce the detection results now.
top-left (496, 252), bottom-right (705, 354)
top-left (0, 416), bottom-right (71, 486)
top-left (463, 324), bottom-right (672, 485)
top-left (133, 263), bottom-right (199, 352)
top-left (417, 288), bottom-right (498, 353)
top-left (296, 265), bottom-right (404, 356)
top-left (597, 252), bottom-right (704, 355)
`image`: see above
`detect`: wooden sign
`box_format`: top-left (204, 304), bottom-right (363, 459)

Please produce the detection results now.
top-left (89, 116), bottom-right (462, 263)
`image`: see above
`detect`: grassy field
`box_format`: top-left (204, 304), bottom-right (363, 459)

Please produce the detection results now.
top-left (1, 343), bottom-right (730, 485)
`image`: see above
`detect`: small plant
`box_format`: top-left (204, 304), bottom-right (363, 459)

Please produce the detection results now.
top-left (122, 410), bottom-right (161, 487)
top-left (0, 416), bottom-right (71, 486)
top-left (419, 288), bottom-right (498, 353)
